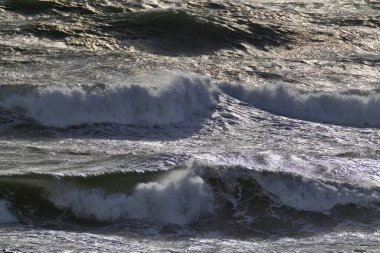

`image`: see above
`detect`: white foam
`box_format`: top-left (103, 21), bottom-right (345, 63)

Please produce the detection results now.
top-left (0, 200), bottom-right (17, 224)
top-left (220, 83), bottom-right (380, 127)
top-left (48, 169), bottom-right (215, 225)
top-left (40, 155), bottom-right (380, 220)
top-left (0, 72), bottom-right (219, 128)
top-left (192, 156), bottom-right (380, 213)
top-left (254, 173), bottom-right (380, 212)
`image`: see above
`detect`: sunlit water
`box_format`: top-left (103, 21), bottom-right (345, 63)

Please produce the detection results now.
top-left (0, 0), bottom-right (379, 252)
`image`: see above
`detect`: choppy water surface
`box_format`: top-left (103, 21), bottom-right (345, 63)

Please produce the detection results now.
top-left (0, 0), bottom-right (379, 252)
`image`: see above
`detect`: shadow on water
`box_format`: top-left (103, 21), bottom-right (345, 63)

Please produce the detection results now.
top-left (100, 9), bottom-right (244, 56)
top-left (100, 9), bottom-right (296, 56)
top-left (0, 109), bottom-right (216, 141)
top-left (5, 0), bottom-right (297, 56)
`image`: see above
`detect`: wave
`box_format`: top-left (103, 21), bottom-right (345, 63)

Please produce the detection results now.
top-left (100, 9), bottom-right (296, 54)
top-left (1, 158), bottom-right (379, 229)
top-left (48, 169), bottom-right (214, 225)
top-left (3, 0), bottom-right (297, 55)
top-left (104, 9), bottom-right (236, 41)
top-left (100, 9), bottom-right (248, 55)
top-left (0, 73), bottom-right (219, 128)
top-left (196, 160), bottom-right (380, 213)
top-left (0, 168), bottom-right (215, 225)
top-left (220, 83), bottom-right (380, 128)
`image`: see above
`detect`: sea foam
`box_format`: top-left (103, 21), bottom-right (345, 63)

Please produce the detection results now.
top-left (254, 171), bottom-right (380, 212)
top-left (0, 73), bottom-right (219, 128)
top-left (48, 169), bottom-right (215, 225)
top-left (220, 83), bottom-right (380, 128)
top-left (192, 156), bottom-right (380, 213)
top-left (0, 156), bottom-right (379, 224)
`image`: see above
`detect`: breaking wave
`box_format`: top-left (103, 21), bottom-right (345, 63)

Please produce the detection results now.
top-left (0, 73), bottom-right (219, 128)
top-left (0, 157), bottom-right (379, 230)
top-left (48, 169), bottom-right (215, 225)
top-left (220, 83), bottom-right (380, 128)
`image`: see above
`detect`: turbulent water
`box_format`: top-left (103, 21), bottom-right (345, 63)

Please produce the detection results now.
top-left (0, 0), bottom-right (379, 252)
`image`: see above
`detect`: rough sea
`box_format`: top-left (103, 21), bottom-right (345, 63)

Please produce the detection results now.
top-left (0, 0), bottom-right (379, 252)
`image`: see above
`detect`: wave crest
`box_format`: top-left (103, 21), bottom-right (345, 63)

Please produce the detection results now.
top-left (1, 156), bottom-right (379, 227)
top-left (220, 83), bottom-right (380, 128)
top-left (0, 73), bottom-right (219, 128)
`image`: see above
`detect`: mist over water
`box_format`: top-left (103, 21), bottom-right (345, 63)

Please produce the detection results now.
top-left (0, 0), bottom-right (379, 252)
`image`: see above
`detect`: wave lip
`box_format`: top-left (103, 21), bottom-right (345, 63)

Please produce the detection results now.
top-left (0, 73), bottom-right (219, 128)
top-left (220, 83), bottom-right (380, 128)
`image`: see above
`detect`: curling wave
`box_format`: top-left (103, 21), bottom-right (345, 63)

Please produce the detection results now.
top-left (0, 168), bottom-right (215, 225)
top-left (0, 157), bottom-right (379, 228)
top-left (49, 169), bottom-right (215, 225)
top-left (0, 73), bottom-right (219, 128)
top-left (220, 83), bottom-right (380, 128)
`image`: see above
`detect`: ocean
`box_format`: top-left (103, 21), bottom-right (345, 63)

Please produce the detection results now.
top-left (0, 0), bottom-right (379, 252)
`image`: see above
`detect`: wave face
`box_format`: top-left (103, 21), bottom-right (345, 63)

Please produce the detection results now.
top-left (1, 158), bottom-right (379, 233)
top-left (220, 83), bottom-right (380, 128)
top-left (0, 73), bottom-right (219, 128)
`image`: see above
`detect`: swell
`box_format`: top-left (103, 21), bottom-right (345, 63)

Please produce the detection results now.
top-left (100, 9), bottom-right (247, 55)
top-left (101, 9), bottom-right (295, 52)
top-left (103, 10), bottom-right (236, 42)
top-left (0, 160), bottom-right (379, 233)
top-left (220, 83), bottom-right (380, 128)
top-left (0, 73), bottom-right (219, 128)
top-left (3, 2), bottom-right (297, 54)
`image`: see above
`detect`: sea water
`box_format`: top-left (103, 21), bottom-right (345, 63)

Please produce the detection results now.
top-left (0, 0), bottom-right (379, 252)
